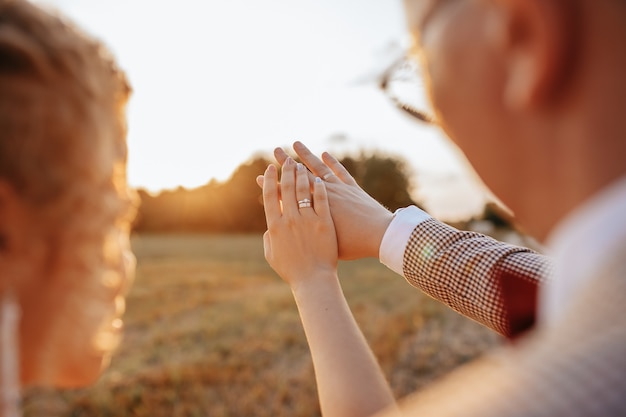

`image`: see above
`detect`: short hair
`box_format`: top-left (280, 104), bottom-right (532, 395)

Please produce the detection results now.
top-left (0, 0), bottom-right (135, 230)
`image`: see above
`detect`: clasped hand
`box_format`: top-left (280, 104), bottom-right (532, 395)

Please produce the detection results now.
top-left (258, 141), bottom-right (395, 261)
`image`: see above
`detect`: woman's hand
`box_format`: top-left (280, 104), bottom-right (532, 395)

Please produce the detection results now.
top-left (258, 141), bottom-right (394, 260)
top-left (262, 157), bottom-right (338, 289)
top-left (262, 158), bottom-right (397, 417)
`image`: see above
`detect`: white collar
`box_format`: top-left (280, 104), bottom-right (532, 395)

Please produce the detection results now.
top-left (539, 175), bottom-right (626, 326)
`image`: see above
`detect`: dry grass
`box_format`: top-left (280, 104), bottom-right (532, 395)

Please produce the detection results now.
top-left (22, 233), bottom-right (502, 417)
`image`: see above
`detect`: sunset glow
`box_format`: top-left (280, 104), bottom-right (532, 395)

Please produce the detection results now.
top-left (32, 0), bottom-right (490, 220)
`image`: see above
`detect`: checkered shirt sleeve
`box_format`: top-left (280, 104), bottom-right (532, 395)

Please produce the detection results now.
top-left (402, 218), bottom-right (554, 337)
top-left (393, 247), bottom-right (626, 417)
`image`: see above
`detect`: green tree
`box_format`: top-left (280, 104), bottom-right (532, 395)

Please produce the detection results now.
top-left (339, 152), bottom-right (421, 211)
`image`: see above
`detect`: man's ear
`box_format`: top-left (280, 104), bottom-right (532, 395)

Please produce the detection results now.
top-left (493, 0), bottom-right (580, 110)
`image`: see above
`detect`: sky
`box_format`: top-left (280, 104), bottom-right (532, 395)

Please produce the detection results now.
top-left (31, 0), bottom-right (490, 221)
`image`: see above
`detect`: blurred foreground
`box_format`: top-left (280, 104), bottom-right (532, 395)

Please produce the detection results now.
top-left (23, 233), bottom-right (503, 417)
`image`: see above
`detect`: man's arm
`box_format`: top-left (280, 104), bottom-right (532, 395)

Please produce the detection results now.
top-left (395, 212), bottom-right (553, 337)
top-left (267, 142), bottom-right (553, 337)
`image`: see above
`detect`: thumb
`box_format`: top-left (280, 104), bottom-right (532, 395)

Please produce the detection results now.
top-left (262, 231), bottom-right (272, 261)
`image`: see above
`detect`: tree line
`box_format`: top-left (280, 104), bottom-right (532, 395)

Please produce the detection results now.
top-left (132, 151), bottom-right (424, 234)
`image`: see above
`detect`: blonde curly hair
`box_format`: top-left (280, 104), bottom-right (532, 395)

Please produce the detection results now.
top-left (0, 0), bottom-right (138, 385)
top-left (0, 0), bottom-right (132, 214)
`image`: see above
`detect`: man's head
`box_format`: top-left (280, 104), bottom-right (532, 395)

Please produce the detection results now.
top-left (0, 0), bottom-right (136, 387)
top-left (404, 0), bottom-right (626, 240)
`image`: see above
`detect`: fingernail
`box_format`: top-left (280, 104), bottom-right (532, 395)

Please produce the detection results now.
top-left (285, 157), bottom-right (293, 165)
top-left (315, 177), bottom-right (322, 183)
top-left (296, 163), bottom-right (303, 171)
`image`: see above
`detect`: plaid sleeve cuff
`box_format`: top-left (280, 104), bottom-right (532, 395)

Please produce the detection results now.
top-left (379, 205), bottom-right (431, 276)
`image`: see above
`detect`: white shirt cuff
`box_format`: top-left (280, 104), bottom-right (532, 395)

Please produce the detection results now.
top-left (379, 205), bottom-right (432, 276)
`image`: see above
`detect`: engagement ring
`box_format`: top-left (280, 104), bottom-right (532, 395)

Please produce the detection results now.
top-left (298, 198), bottom-right (312, 208)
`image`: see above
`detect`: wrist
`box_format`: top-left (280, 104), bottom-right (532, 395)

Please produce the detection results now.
top-left (368, 211), bottom-right (395, 258)
top-left (291, 268), bottom-right (341, 300)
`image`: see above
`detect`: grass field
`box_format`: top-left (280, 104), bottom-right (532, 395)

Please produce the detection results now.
top-left (22, 233), bottom-right (503, 417)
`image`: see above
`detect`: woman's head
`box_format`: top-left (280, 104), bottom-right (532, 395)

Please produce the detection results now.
top-left (0, 0), bottom-right (136, 387)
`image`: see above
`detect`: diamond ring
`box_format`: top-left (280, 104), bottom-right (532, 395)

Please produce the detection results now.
top-left (298, 198), bottom-right (312, 208)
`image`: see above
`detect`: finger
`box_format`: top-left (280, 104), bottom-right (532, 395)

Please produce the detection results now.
top-left (262, 164), bottom-right (281, 226)
top-left (321, 151), bottom-right (358, 186)
top-left (257, 175), bottom-right (285, 202)
top-left (295, 163), bottom-right (313, 213)
top-left (312, 176), bottom-right (331, 218)
top-left (292, 141), bottom-right (339, 183)
top-left (276, 145), bottom-right (317, 189)
top-left (274, 147), bottom-right (290, 165)
top-left (280, 157), bottom-right (298, 214)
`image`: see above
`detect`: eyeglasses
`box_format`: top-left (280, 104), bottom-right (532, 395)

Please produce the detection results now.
top-left (379, 52), bottom-right (436, 125)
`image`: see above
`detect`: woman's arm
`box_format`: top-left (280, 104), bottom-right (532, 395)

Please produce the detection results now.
top-left (262, 159), bottom-right (397, 417)
top-left (292, 273), bottom-right (397, 417)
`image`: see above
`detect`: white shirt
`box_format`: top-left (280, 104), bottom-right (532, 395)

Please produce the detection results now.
top-left (379, 175), bottom-right (626, 327)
